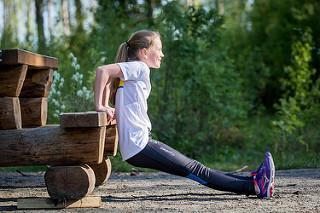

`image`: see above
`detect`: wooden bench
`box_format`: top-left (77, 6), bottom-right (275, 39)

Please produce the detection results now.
top-left (0, 49), bottom-right (118, 208)
top-left (0, 49), bottom-right (58, 129)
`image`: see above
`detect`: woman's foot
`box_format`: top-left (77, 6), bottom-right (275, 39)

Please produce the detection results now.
top-left (251, 152), bottom-right (275, 199)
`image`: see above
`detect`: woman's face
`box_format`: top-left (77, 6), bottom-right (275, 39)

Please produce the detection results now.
top-left (145, 37), bottom-right (164, 69)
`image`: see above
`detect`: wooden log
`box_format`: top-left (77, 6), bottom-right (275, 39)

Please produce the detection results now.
top-left (0, 64), bottom-right (28, 97)
top-left (0, 97), bottom-right (21, 129)
top-left (17, 197), bottom-right (101, 209)
top-left (104, 124), bottom-right (118, 156)
top-left (44, 165), bottom-right (96, 200)
top-left (20, 69), bottom-right (53, 97)
top-left (89, 158), bottom-right (112, 186)
top-left (0, 125), bottom-right (106, 167)
top-left (0, 49), bottom-right (58, 69)
top-left (60, 111), bottom-right (108, 128)
top-left (20, 97), bottom-right (47, 127)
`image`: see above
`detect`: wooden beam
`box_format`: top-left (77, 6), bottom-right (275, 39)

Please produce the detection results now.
top-left (0, 65), bottom-right (28, 97)
top-left (60, 111), bottom-right (109, 128)
top-left (45, 165), bottom-right (96, 200)
top-left (0, 49), bottom-right (58, 69)
top-left (0, 97), bottom-right (21, 129)
top-left (104, 124), bottom-right (118, 156)
top-left (0, 125), bottom-right (105, 167)
top-left (20, 97), bottom-right (47, 127)
top-left (20, 69), bottom-right (53, 97)
top-left (17, 196), bottom-right (101, 209)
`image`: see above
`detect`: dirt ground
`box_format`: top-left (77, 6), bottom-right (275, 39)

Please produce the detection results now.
top-left (0, 168), bottom-right (319, 212)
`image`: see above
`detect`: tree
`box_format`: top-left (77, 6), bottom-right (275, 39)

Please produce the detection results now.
top-left (1, 0), bottom-right (19, 47)
top-left (35, 0), bottom-right (46, 52)
top-left (61, 0), bottom-right (71, 36)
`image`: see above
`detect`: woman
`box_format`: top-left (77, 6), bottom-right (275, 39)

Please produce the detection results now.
top-left (94, 30), bottom-right (275, 199)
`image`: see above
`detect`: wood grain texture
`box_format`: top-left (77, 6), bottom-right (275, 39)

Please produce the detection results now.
top-left (0, 97), bottom-right (21, 129)
top-left (44, 165), bottom-right (96, 200)
top-left (0, 125), bottom-right (106, 167)
top-left (89, 158), bottom-right (112, 186)
top-left (20, 97), bottom-right (47, 127)
top-left (20, 69), bottom-right (53, 97)
top-left (104, 124), bottom-right (118, 156)
top-left (0, 65), bottom-right (28, 97)
top-left (60, 111), bottom-right (108, 128)
top-left (17, 197), bottom-right (101, 209)
top-left (0, 49), bottom-right (58, 69)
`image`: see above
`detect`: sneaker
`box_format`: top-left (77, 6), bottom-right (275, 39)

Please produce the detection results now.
top-left (251, 152), bottom-right (275, 199)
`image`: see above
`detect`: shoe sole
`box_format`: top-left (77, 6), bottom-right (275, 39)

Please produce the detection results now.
top-left (266, 152), bottom-right (275, 198)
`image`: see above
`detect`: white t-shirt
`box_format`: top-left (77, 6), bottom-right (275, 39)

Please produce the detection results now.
top-left (115, 61), bottom-right (152, 160)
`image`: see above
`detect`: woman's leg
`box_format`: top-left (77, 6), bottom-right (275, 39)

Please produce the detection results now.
top-left (126, 139), bottom-right (256, 195)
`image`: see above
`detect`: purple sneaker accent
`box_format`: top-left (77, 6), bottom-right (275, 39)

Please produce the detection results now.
top-left (252, 152), bottom-right (275, 199)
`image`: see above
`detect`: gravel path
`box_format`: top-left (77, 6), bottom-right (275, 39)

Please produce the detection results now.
top-left (0, 169), bottom-right (320, 212)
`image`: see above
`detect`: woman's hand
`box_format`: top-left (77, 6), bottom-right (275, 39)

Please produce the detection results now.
top-left (96, 105), bottom-right (115, 120)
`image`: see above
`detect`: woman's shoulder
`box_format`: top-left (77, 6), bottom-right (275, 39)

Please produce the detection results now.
top-left (120, 61), bottom-right (149, 71)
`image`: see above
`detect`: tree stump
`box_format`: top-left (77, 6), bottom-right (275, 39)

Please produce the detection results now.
top-left (44, 165), bottom-right (96, 200)
top-left (89, 158), bottom-right (112, 186)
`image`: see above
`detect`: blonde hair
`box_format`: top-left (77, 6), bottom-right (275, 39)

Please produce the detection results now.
top-left (110, 30), bottom-right (160, 105)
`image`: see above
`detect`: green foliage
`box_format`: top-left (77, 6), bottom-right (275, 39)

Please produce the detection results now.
top-left (148, 2), bottom-right (249, 157)
top-left (48, 53), bottom-right (95, 123)
top-left (273, 29), bottom-right (318, 146)
top-left (2, 0), bottom-right (320, 170)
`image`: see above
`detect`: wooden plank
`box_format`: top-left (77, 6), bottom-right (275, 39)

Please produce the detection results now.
top-left (17, 196), bottom-right (101, 209)
top-left (0, 49), bottom-right (58, 69)
top-left (20, 69), bottom-right (53, 97)
top-left (0, 65), bottom-right (28, 97)
top-left (104, 124), bottom-right (118, 156)
top-left (20, 97), bottom-right (47, 127)
top-left (0, 97), bottom-right (21, 129)
top-left (60, 111), bottom-right (108, 128)
top-left (0, 125), bottom-right (106, 167)
top-left (45, 165), bottom-right (96, 200)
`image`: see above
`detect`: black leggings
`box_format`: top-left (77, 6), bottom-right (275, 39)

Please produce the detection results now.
top-left (126, 139), bottom-right (256, 195)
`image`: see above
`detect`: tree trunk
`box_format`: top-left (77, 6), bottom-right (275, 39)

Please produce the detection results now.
top-left (145, 0), bottom-right (153, 26)
top-left (75, 0), bottom-right (84, 32)
top-left (25, 0), bottom-right (33, 44)
top-left (35, 0), bottom-right (46, 52)
top-left (47, 0), bottom-right (53, 41)
top-left (2, 0), bottom-right (18, 47)
top-left (61, 0), bottom-right (71, 36)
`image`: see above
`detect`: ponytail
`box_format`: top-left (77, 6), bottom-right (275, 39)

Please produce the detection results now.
top-left (110, 42), bottom-right (129, 105)
top-left (115, 42), bottom-right (129, 63)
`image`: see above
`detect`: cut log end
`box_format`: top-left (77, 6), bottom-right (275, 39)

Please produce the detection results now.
top-left (89, 158), bottom-right (112, 186)
top-left (44, 165), bottom-right (96, 200)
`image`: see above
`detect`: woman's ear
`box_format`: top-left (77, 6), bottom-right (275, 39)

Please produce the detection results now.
top-left (143, 48), bottom-right (148, 59)
top-left (138, 48), bottom-right (148, 60)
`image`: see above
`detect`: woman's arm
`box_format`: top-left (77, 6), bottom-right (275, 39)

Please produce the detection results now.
top-left (94, 64), bottom-right (124, 117)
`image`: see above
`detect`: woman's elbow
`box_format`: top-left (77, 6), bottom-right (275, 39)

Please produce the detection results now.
top-left (95, 67), bottom-right (104, 75)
